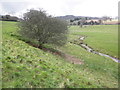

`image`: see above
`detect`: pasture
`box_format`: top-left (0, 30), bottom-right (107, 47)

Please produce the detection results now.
top-left (2, 21), bottom-right (118, 88)
top-left (69, 25), bottom-right (118, 59)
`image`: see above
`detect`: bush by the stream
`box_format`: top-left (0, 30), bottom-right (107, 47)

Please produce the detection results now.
top-left (18, 9), bottom-right (68, 46)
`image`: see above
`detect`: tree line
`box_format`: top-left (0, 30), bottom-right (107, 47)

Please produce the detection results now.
top-left (0, 15), bottom-right (19, 22)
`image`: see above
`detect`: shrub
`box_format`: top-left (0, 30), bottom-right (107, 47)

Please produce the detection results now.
top-left (18, 9), bottom-right (68, 46)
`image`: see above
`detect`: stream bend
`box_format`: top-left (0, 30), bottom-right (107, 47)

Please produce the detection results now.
top-left (79, 37), bottom-right (120, 63)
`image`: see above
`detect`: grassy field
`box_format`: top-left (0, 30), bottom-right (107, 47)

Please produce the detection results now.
top-left (2, 21), bottom-right (118, 88)
top-left (69, 25), bottom-right (118, 59)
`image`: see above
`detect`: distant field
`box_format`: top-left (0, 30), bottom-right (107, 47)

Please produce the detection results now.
top-left (2, 21), bottom-right (118, 88)
top-left (69, 25), bottom-right (118, 59)
top-left (103, 20), bottom-right (118, 24)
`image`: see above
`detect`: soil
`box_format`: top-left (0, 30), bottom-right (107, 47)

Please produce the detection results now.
top-left (63, 54), bottom-right (83, 64)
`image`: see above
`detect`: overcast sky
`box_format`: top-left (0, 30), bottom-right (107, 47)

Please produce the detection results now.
top-left (0, 0), bottom-right (119, 17)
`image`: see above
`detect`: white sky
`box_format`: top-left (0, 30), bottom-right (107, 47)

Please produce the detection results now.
top-left (0, 0), bottom-right (119, 18)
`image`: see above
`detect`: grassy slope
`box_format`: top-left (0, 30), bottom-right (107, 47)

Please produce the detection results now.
top-left (69, 25), bottom-right (118, 59)
top-left (2, 21), bottom-right (118, 88)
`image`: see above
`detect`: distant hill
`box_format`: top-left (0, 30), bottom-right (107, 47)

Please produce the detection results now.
top-left (56, 15), bottom-right (101, 20)
top-left (56, 15), bottom-right (83, 20)
top-left (56, 15), bottom-right (77, 20)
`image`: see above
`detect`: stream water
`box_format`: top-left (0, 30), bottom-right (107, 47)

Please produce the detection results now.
top-left (79, 37), bottom-right (120, 63)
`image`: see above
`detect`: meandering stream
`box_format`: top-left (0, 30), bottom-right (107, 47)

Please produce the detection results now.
top-left (79, 37), bottom-right (120, 63)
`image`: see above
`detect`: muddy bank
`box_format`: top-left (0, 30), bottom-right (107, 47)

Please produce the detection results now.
top-left (24, 40), bottom-right (83, 64)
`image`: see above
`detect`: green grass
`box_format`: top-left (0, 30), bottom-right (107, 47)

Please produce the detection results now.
top-left (0, 21), bottom-right (2, 89)
top-left (2, 21), bottom-right (118, 88)
top-left (69, 25), bottom-right (118, 59)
